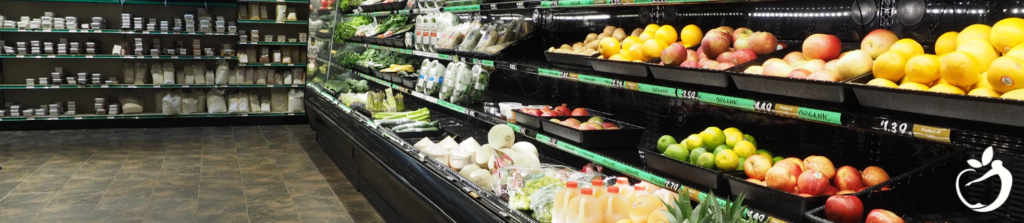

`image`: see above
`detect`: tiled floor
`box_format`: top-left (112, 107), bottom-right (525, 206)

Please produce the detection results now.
top-left (0, 125), bottom-right (385, 223)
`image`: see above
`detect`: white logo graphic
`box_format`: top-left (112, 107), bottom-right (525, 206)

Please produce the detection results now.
top-left (956, 146), bottom-right (1012, 212)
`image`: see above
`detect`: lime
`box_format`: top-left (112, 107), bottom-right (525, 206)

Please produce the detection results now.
top-left (700, 127), bottom-right (726, 149)
top-left (744, 134), bottom-right (757, 147)
top-left (716, 149), bottom-right (739, 171)
top-left (756, 149), bottom-right (772, 158)
top-left (723, 127), bottom-right (742, 135)
top-left (657, 135), bottom-right (677, 153)
top-left (773, 156), bottom-right (784, 164)
top-left (725, 133), bottom-right (744, 147)
top-left (712, 145), bottom-right (730, 158)
top-left (736, 157), bottom-right (746, 171)
top-left (682, 134), bottom-right (703, 150)
top-left (733, 141), bottom-right (756, 158)
top-left (689, 147), bottom-right (707, 164)
top-left (696, 153), bottom-right (716, 169)
top-left (664, 144), bottom-right (689, 162)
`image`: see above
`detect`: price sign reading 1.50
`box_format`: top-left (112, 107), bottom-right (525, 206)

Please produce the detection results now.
top-left (879, 119), bottom-right (912, 136)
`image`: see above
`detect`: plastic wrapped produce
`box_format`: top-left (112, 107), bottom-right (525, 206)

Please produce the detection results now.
top-left (415, 59), bottom-right (431, 92)
top-left (439, 62), bottom-right (459, 100)
top-left (473, 25), bottom-right (499, 52)
top-left (426, 61), bottom-right (445, 95)
top-left (457, 24), bottom-right (483, 51)
top-left (450, 63), bottom-right (474, 104)
top-left (206, 88), bottom-right (227, 113)
top-left (471, 65), bottom-right (490, 102)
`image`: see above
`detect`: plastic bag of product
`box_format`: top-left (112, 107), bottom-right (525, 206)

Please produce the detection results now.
top-left (248, 93), bottom-right (261, 113)
top-left (181, 97), bottom-right (198, 114)
top-left (161, 91), bottom-right (181, 115)
top-left (471, 65), bottom-right (490, 102)
top-left (450, 63), bottom-right (473, 103)
top-left (457, 25), bottom-right (483, 51)
top-left (193, 64), bottom-right (206, 84)
top-left (134, 62), bottom-right (147, 84)
top-left (268, 71), bottom-right (277, 84)
top-left (529, 183), bottom-right (562, 223)
top-left (214, 60), bottom-right (230, 84)
top-left (183, 66), bottom-right (195, 84)
top-left (123, 63), bottom-right (136, 84)
top-left (415, 59), bottom-right (431, 92)
top-left (287, 89), bottom-right (304, 113)
top-left (238, 92), bottom-right (251, 113)
top-left (483, 42), bottom-right (514, 54)
top-left (234, 68), bottom-right (244, 84)
top-left (205, 70), bottom-right (215, 85)
top-left (161, 62), bottom-right (174, 84)
top-left (244, 68), bottom-right (255, 84)
top-left (151, 63), bottom-right (164, 84)
top-left (283, 70), bottom-right (293, 84)
top-left (473, 25), bottom-right (499, 52)
top-left (192, 90), bottom-right (206, 112)
top-left (439, 62), bottom-right (460, 100)
top-left (118, 92), bottom-right (144, 114)
top-left (154, 90), bottom-right (169, 113)
top-left (176, 69), bottom-right (185, 84)
top-left (206, 88), bottom-right (227, 113)
top-left (271, 88), bottom-right (288, 112)
top-left (256, 68), bottom-right (268, 84)
top-left (260, 96), bottom-right (271, 112)
top-left (275, 71), bottom-right (284, 84)
top-left (228, 93), bottom-right (240, 113)
top-left (292, 68), bottom-right (304, 84)
top-left (494, 164), bottom-right (598, 211)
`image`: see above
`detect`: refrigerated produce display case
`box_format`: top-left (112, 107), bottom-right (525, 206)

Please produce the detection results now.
top-left (307, 1), bottom-right (1024, 222)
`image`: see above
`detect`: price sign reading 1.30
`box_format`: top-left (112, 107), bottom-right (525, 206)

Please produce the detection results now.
top-left (878, 119), bottom-right (912, 137)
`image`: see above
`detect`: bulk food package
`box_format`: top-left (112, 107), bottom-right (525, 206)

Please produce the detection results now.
top-left (415, 60), bottom-right (490, 105)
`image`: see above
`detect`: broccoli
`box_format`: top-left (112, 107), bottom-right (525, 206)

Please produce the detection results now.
top-left (352, 80), bottom-right (369, 92)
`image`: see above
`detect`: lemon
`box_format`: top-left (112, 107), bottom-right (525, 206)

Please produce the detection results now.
top-left (873, 52), bottom-right (907, 82)
top-left (934, 78), bottom-right (951, 87)
top-left (680, 24), bottom-right (703, 47)
top-left (609, 54), bottom-right (629, 61)
top-left (733, 140), bottom-right (756, 158)
top-left (643, 24), bottom-right (661, 34)
top-left (1006, 44), bottom-right (1024, 60)
top-left (957, 40), bottom-right (999, 71)
top-left (640, 39), bottom-right (667, 60)
top-left (905, 54), bottom-right (942, 84)
top-left (930, 83), bottom-right (966, 95)
top-left (940, 51), bottom-right (982, 89)
top-left (598, 37), bottom-right (621, 58)
top-left (968, 88), bottom-right (1001, 97)
top-left (974, 72), bottom-right (993, 89)
top-left (621, 36), bottom-right (642, 51)
top-left (991, 17), bottom-right (1024, 53)
top-left (935, 31), bottom-right (959, 55)
top-left (889, 39), bottom-right (925, 59)
top-left (723, 127), bottom-right (742, 135)
top-left (639, 31), bottom-right (656, 42)
top-left (957, 24), bottom-right (991, 47)
top-left (867, 78), bottom-right (899, 88)
top-left (725, 133), bottom-right (743, 148)
top-left (689, 147), bottom-right (707, 164)
top-left (898, 82), bottom-right (931, 91)
top-left (700, 127), bottom-right (726, 149)
top-left (715, 149), bottom-right (739, 171)
top-left (682, 134), bottom-right (703, 150)
top-left (1000, 88), bottom-right (1024, 100)
top-left (655, 25), bottom-right (678, 44)
top-left (987, 56), bottom-right (1024, 93)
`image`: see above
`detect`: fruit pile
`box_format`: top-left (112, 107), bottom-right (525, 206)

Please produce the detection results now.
top-left (863, 17), bottom-right (1024, 100)
top-left (551, 116), bottom-right (620, 130)
top-left (546, 26), bottom-right (631, 56)
top-left (664, 26), bottom-right (779, 70)
top-left (590, 24), bottom-right (686, 62)
top-left (742, 33), bottom-right (869, 82)
top-left (825, 195), bottom-right (905, 223)
top-left (742, 154), bottom-right (892, 197)
top-left (518, 104), bottom-right (589, 117)
top-left (656, 127), bottom-right (760, 171)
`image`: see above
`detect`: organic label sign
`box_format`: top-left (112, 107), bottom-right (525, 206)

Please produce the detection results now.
top-left (797, 107), bottom-right (841, 125)
top-left (637, 83), bottom-right (676, 97)
top-left (537, 68), bottom-right (561, 78)
top-left (576, 74), bottom-right (614, 86)
top-left (698, 93), bottom-right (754, 110)
top-left (437, 100), bottom-right (468, 114)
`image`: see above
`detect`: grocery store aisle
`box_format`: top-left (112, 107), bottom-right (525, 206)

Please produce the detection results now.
top-left (0, 125), bottom-right (384, 223)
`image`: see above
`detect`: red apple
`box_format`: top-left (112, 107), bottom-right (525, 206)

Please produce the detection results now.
top-left (716, 62), bottom-right (736, 70)
top-left (717, 51), bottom-right (734, 63)
top-left (783, 51), bottom-right (806, 64)
top-left (773, 161), bottom-right (804, 177)
top-left (763, 58), bottom-right (787, 66)
top-left (808, 70), bottom-right (841, 81)
top-left (734, 36), bottom-right (751, 50)
top-left (716, 26), bottom-right (735, 39)
top-left (837, 190), bottom-right (856, 195)
top-left (825, 195), bottom-right (864, 223)
top-left (803, 155), bottom-right (836, 180)
top-left (787, 69), bottom-right (812, 79)
top-left (601, 122), bottom-right (617, 129)
top-left (801, 59), bottom-right (826, 72)
top-left (861, 166), bottom-right (890, 187)
top-left (733, 27), bottom-right (753, 41)
top-left (866, 209), bottom-right (904, 223)
top-left (803, 34), bottom-right (842, 61)
top-left (825, 186), bottom-right (839, 195)
top-left (701, 30), bottom-right (731, 59)
top-left (797, 170), bottom-right (829, 196)
top-left (563, 118), bottom-right (581, 126)
top-left (731, 49), bottom-right (757, 65)
top-left (744, 155), bottom-right (773, 180)
top-left (680, 60), bottom-right (699, 68)
top-left (834, 166), bottom-right (864, 191)
top-left (696, 47), bottom-right (708, 61)
top-left (662, 42), bottom-right (689, 66)
top-left (749, 32), bottom-right (778, 55)
top-left (699, 60), bottom-right (720, 70)
top-left (763, 62), bottom-right (794, 77)
top-left (861, 29), bottom-right (899, 59)
top-left (765, 166), bottom-right (798, 193)
top-left (570, 108), bottom-right (589, 116)
top-left (686, 49), bottom-right (698, 61)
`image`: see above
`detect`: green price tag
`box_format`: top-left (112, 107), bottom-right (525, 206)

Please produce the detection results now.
top-left (540, 1), bottom-right (553, 7)
top-left (698, 93), bottom-right (755, 110)
top-left (798, 107), bottom-right (842, 125)
top-left (446, 5), bottom-right (481, 11)
top-left (633, 0), bottom-right (652, 4)
top-left (474, 59), bottom-right (494, 67)
top-left (535, 133), bottom-right (552, 144)
top-left (437, 100), bottom-right (468, 114)
top-left (506, 123), bottom-right (527, 134)
top-left (537, 68), bottom-right (561, 78)
top-left (577, 74), bottom-right (615, 86)
top-left (437, 54), bottom-right (452, 60)
top-left (637, 83), bottom-right (677, 97)
top-left (558, 0), bottom-right (594, 6)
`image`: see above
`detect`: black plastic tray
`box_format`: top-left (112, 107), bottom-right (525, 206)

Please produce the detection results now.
top-left (544, 51), bottom-right (596, 67)
top-left (723, 172), bottom-right (828, 223)
top-left (642, 148), bottom-right (731, 194)
top-left (380, 0), bottom-right (408, 10)
top-left (847, 73), bottom-right (1024, 127)
top-left (585, 57), bottom-right (650, 78)
top-left (395, 128), bottom-right (445, 139)
top-left (401, 77), bottom-right (416, 89)
top-left (512, 108), bottom-right (612, 130)
top-left (539, 116), bottom-right (644, 148)
top-left (647, 58), bottom-right (732, 88)
top-left (725, 44), bottom-right (858, 103)
top-left (353, 64), bottom-right (372, 75)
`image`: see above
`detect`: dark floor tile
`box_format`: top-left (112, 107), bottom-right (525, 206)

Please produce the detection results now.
top-left (0, 201), bottom-right (48, 219)
top-left (146, 198), bottom-right (198, 213)
top-left (291, 196), bottom-right (342, 210)
top-left (150, 182), bottom-right (200, 201)
top-left (49, 193), bottom-right (105, 205)
top-left (88, 208), bottom-right (146, 223)
top-left (197, 213), bottom-right (248, 223)
top-left (10, 176), bottom-right (71, 193)
top-left (0, 192), bottom-right (58, 204)
top-left (284, 180), bottom-right (335, 198)
top-left (34, 203), bottom-right (97, 220)
top-left (197, 200), bottom-right (247, 216)
top-left (142, 210), bottom-right (197, 223)
top-left (160, 165), bottom-right (201, 174)
top-left (97, 196), bottom-right (150, 211)
top-left (60, 178), bottom-right (114, 195)
top-left (73, 169), bottom-right (121, 179)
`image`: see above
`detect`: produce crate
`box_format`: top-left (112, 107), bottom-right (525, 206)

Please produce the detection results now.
top-left (543, 51), bottom-right (595, 67)
top-left (401, 77), bottom-right (416, 89)
top-left (540, 116), bottom-right (644, 148)
top-left (847, 73), bottom-right (1024, 127)
top-left (647, 58), bottom-right (732, 88)
top-left (585, 57), bottom-right (650, 78)
top-left (726, 44), bottom-right (859, 103)
top-left (641, 148), bottom-right (731, 194)
top-left (723, 172), bottom-right (830, 222)
top-left (511, 108), bottom-right (612, 130)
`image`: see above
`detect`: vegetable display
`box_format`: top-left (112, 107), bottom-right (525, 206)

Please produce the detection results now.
top-left (324, 79), bottom-right (369, 94)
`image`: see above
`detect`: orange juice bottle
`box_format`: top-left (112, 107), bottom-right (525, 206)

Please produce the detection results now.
top-left (614, 177), bottom-right (633, 198)
top-left (601, 186), bottom-right (630, 223)
top-left (627, 184), bottom-right (649, 207)
top-left (591, 179), bottom-right (606, 199)
top-left (566, 188), bottom-right (604, 223)
top-left (553, 181), bottom-right (580, 223)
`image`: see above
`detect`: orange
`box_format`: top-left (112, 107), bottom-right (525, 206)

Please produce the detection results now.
top-left (905, 54), bottom-right (942, 84)
top-left (898, 82), bottom-right (930, 91)
top-left (680, 25), bottom-right (703, 47)
top-left (872, 52), bottom-right (907, 82)
top-left (888, 39), bottom-right (924, 59)
top-left (935, 31), bottom-right (958, 55)
top-left (957, 40), bottom-right (999, 71)
top-left (929, 83), bottom-right (966, 95)
top-left (968, 88), bottom-right (1001, 97)
top-left (598, 37), bottom-right (621, 58)
top-left (643, 24), bottom-right (661, 34)
top-left (991, 18), bottom-right (1024, 53)
top-left (940, 51), bottom-right (982, 89)
top-left (640, 39), bottom-right (668, 61)
top-left (639, 31), bottom-right (656, 43)
top-left (867, 78), bottom-right (899, 88)
top-left (609, 54), bottom-right (629, 61)
top-left (621, 36), bottom-right (642, 51)
top-left (655, 25), bottom-right (678, 44)
top-left (986, 56), bottom-right (1024, 93)
top-left (627, 44), bottom-right (645, 62)
top-left (957, 24), bottom-right (991, 47)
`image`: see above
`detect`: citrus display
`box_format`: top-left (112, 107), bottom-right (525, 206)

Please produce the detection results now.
top-left (639, 31), bottom-right (656, 42)
top-left (640, 39), bottom-right (667, 60)
top-left (956, 40), bottom-right (998, 71)
top-left (643, 24), bottom-right (660, 34)
top-left (696, 153), bottom-right (716, 169)
top-left (1001, 88), bottom-right (1024, 100)
top-left (715, 149), bottom-right (740, 171)
top-left (733, 140), bottom-right (757, 158)
top-left (621, 36), bottom-right (641, 51)
top-left (599, 37), bottom-right (621, 58)
top-left (682, 134), bottom-right (703, 150)
top-left (867, 78), bottom-right (899, 88)
top-left (656, 135), bottom-right (677, 153)
top-left (689, 147), bottom-right (707, 164)
top-left (929, 83), bottom-right (966, 95)
top-left (655, 25), bottom-right (677, 44)
top-left (627, 44), bottom-right (645, 62)
top-left (888, 38), bottom-right (924, 59)
top-left (975, 72), bottom-right (993, 89)
top-left (986, 56), bottom-right (1024, 93)
top-left (680, 24), bottom-right (703, 47)
top-left (968, 88), bottom-right (1001, 97)
top-left (898, 82), bottom-right (930, 91)
top-left (905, 54), bottom-right (942, 84)
top-left (940, 51), bottom-right (982, 89)
top-left (872, 52), bottom-right (908, 82)
top-left (935, 31), bottom-right (958, 55)
top-left (957, 24), bottom-right (991, 47)
top-left (700, 127), bottom-right (726, 149)
top-left (990, 17), bottom-right (1024, 53)
top-left (664, 144), bottom-right (689, 162)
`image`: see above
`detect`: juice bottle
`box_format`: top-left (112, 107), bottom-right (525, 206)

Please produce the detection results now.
top-left (591, 178), bottom-right (606, 199)
top-left (553, 181), bottom-right (580, 223)
top-left (601, 186), bottom-right (630, 223)
top-left (615, 177), bottom-right (633, 199)
top-left (627, 184), bottom-right (649, 207)
top-left (566, 188), bottom-right (604, 223)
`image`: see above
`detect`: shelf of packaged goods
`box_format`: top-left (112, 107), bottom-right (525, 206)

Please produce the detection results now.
top-left (0, 112), bottom-right (303, 122)
top-left (0, 55), bottom-right (237, 59)
top-left (237, 41), bottom-right (308, 45)
top-left (345, 69), bottom-right (792, 223)
top-left (237, 0), bottom-right (308, 3)
top-left (236, 20), bottom-right (308, 24)
top-left (0, 84), bottom-right (304, 89)
top-left (0, 28), bottom-right (235, 35)
top-left (237, 63), bottom-right (306, 67)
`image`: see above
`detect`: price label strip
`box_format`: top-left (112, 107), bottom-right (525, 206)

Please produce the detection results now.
top-left (437, 100), bottom-right (468, 114)
top-left (576, 74), bottom-right (615, 87)
top-left (636, 83), bottom-right (676, 97)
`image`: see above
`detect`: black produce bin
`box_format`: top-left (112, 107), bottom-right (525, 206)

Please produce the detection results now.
top-left (544, 51), bottom-right (595, 67)
top-left (726, 44), bottom-right (858, 103)
top-left (401, 77), bottom-right (416, 89)
top-left (512, 108), bottom-right (612, 130)
top-left (648, 58), bottom-right (732, 88)
top-left (723, 172), bottom-right (828, 223)
top-left (641, 149), bottom-right (730, 194)
top-left (395, 129), bottom-right (446, 139)
top-left (847, 73), bottom-right (1024, 127)
top-left (539, 116), bottom-right (644, 148)
top-left (380, 0), bottom-right (407, 10)
top-left (586, 57), bottom-right (650, 78)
